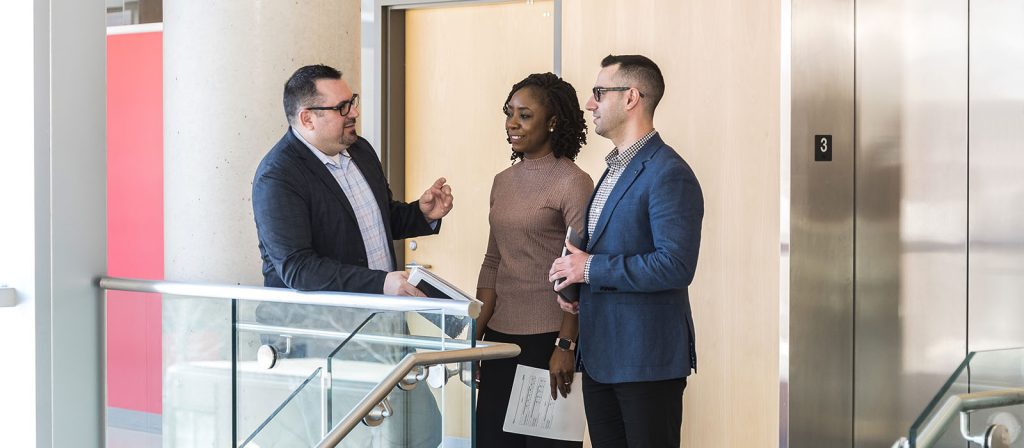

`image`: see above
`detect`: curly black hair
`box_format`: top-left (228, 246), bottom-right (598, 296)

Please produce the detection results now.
top-left (504, 73), bottom-right (587, 163)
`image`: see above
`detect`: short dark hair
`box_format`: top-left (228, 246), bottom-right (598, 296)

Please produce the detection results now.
top-left (283, 64), bottom-right (342, 124)
top-left (601, 54), bottom-right (665, 113)
top-left (504, 73), bottom-right (588, 163)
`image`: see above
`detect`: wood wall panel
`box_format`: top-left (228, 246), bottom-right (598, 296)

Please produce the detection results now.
top-left (405, 1), bottom-right (555, 439)
top-left (562, 1), bottom-right (781, 446)
top-left (403, 0), bottom-right (780, 445)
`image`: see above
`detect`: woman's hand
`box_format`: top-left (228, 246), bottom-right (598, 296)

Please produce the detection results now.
top-left (548, 349), bottom-right (576, 400)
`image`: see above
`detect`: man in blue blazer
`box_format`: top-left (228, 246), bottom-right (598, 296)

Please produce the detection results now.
top-left (550, 55), bottom-right (703, 447)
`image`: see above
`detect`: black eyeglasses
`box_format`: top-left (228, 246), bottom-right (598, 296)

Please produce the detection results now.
top-left (307, 93), bottom-right (360, 116)
top-left (592, 87), bottom-right (645, 102)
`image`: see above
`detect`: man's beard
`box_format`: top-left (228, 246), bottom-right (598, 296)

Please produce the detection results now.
top-left (341, 121), bottom-right (358, 145)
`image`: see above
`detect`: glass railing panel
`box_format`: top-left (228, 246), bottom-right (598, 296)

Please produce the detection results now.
top-left (436, 314), bottom-right (476, 448)
top-left (327, 308), bottom-right (449, 448)
top-left (909, 347), bottom-right (1024, 447)
top-left (238, 367), bottom-right (325, 447)
top-left (957, 348), bottom-right (1024, 448)
top-left (907, 351), bottom-right (972, 447)
top-left (103, 277), bottom-right (485, 448)
top-left (234, 300), bottom-right (380, 446)
top-left (162, 294), bottom-right (233, 447)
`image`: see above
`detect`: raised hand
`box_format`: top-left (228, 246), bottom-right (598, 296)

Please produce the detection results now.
top-left (419, 177), bottom-right (454, 221)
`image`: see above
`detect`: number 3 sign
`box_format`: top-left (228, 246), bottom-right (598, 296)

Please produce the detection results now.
top-left (815, 135), bottom-right (832, 162)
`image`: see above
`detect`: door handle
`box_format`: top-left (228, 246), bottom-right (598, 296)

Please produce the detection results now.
top-left (405, 262), bottom-right (432, 270)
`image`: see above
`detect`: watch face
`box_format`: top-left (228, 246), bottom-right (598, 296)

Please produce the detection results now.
top-left (557, 339), bottom-right (572, 350)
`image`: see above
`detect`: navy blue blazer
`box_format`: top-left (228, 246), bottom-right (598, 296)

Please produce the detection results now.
top-left (252, 129), bottom-right (439, 294)
top-left (579, 133), bottom-right (704, 384)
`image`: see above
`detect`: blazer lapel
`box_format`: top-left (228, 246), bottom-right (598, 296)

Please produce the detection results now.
top-left (584, 169), bottom-right (609, 250)
top-left (586, 137), bottom-right (662, 251)
top-left (285, 131), bottom-right (358, 222)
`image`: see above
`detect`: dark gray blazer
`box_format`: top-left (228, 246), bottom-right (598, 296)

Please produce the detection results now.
top-left (579, 133), bottom-right (704, 383)
top-left (252, 129), bottom-right (439, 294)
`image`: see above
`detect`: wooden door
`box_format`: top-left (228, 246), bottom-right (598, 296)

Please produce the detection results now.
top-left (403, 0), bottom-right (555, 441)
top-left (404, 1), bottom-right (554, 290)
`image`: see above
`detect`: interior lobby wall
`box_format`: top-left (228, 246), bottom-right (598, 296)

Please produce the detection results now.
top-left (561, 0), bottom-right (782, 446)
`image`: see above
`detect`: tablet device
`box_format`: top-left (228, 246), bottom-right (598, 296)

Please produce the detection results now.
top-left (407, 266), bottom-right (475, 338)
top-left (553, 226), bottom-right (583, 303)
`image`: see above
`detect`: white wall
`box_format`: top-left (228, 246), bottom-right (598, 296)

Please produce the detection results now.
top-left (0, 0), bottom-right (106, 446)
top-left (0, 1), bottom-right (38, 445)
top-left (49, 0), bottom-right (107, 445)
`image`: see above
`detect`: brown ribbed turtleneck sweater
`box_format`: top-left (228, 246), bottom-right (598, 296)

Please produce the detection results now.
top-left (476, 152), bottom-right (594, 335)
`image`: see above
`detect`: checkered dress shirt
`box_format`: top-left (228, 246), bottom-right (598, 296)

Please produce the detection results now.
top-left (294, 129), bottom-right (393, 271)
top-left (583, 130), bottom-right (658, 283)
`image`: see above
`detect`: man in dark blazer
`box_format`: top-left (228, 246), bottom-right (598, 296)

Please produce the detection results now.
top-left (251, 65), bottom-right (452, 447)
top-left (550, 55), bottom-right (704, 448)
top-left (253, 64), bottom-right (452, 296)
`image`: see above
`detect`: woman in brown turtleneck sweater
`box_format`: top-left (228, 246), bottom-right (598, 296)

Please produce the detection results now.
top-left (475, 73), bottom-right (593, 448)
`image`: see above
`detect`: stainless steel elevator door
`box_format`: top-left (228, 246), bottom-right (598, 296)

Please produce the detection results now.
top-left (854, 1), bottom-right (969, 447)
top-left (968, 0), bottom-right (1024, 353)
top-left (793, 0), bottom-right (1024, 446)
top-left (966, 2), bottom-right (1024, 444)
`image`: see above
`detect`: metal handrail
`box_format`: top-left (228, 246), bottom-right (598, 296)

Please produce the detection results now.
top-left (894, 388), bottom-right (1024, 448)
top-left (234, 322), bottom-right (474, 351)
top-left (316, 341), bottom-right (521, 447)
top-left (99, 277), bottom-right (481, 318)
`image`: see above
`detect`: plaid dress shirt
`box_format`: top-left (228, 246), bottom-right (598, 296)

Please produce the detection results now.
top-left (294, 129), bottom-right (393, 271)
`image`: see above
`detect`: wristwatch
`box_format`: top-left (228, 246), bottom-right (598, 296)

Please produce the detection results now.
top-left (554, 337), bottom-right (576, 351)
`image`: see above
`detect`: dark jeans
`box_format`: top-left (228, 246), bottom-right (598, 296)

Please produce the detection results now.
top-left (582, 368), bottom-right (687, 448)
top-left (477, 328), bottom-right (584, 448)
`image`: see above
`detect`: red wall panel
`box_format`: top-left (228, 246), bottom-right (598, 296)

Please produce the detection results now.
top-left (107, 31), bottom-right (163, 415)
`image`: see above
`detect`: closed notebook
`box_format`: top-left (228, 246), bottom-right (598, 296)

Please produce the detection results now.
top-left (553, 226), bottom-right (583, 302)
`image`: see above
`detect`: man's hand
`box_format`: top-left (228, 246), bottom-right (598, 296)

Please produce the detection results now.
top-left (549, 238), bottom-right (589, 290)
top-left (549, 348), bottom-right (576, 400)
top-left (419, 177), bottom-right (454, 221)
top-left (556, 295), bottom-right (579, 314)
top-left (383, 271), bottom-right (427, 297)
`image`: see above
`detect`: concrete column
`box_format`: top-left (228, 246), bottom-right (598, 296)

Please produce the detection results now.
top-left (164, 1), bottom-right (362, 284)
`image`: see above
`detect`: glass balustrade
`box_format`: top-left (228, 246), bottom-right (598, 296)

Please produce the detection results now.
top-left (105, 278), bottom-right (487, 448)
top-left (239, 367), bottom-right (325, 447)
top-left (906, 347), bottom-right (1024, 448)
top-left (162, 292), bottom-right (234, 447)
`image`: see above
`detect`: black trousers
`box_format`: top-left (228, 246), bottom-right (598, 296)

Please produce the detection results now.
top-left (477, 328), bottom-right (583, 448)
top-left (582, 368), bottom-right (687, 448)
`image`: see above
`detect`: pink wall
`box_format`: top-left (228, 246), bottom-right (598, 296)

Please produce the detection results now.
top-left (106, 31), bottom-right (163, 414)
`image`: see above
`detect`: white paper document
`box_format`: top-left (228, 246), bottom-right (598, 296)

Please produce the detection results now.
top-left (502, 364), bottom-right (586, 441)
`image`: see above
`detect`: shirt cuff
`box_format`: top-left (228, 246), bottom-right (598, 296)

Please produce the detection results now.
top-left (428, 220), bottom-right (438, 230)
top-left (583, 255), bottom-right (593, 284)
